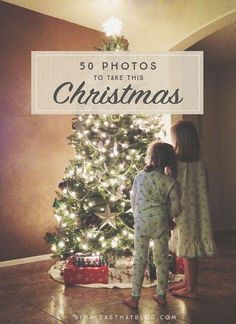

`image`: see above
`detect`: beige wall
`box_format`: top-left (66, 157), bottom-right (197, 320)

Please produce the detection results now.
top-left (184, 62), bottom-right (236, 230)
top-left (199, 65), bottom-right (224, 230)
top-left (3, 0), bottom-right (236, 51)
top-left (218, 64), bottom-right (236, 229)
top-left (0, 2), bottom-right (103, 261)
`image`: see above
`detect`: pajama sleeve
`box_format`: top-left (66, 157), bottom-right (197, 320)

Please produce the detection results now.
top-left (130, 177), bottom-right (137, 212)
top-left (167, 181), bottom-right (181, 219)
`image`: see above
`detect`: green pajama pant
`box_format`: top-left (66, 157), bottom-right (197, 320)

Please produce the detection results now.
top-left (132, 216), bottom-right (169, 297)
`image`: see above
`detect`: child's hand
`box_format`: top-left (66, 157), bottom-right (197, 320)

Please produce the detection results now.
top-left (165, 166), bottom-right (172, 176)
top-left (168, 219), bottom-right (176, 231)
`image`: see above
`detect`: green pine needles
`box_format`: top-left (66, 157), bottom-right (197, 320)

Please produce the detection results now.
top-left (44, 35), bottom-right (166, 259)
top-left (44, 114), bottom-right (165, 259)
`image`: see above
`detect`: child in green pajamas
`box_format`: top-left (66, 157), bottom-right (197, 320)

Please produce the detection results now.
top-left (123, 141), bottom-right (181, 309)
top-left (169, 121), bottom-right (216, 299)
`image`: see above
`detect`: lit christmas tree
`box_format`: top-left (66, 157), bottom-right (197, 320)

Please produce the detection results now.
top-left (45, 114), bottom-right (166, 258)
top-left (44, 17), bottom-right (167, 260)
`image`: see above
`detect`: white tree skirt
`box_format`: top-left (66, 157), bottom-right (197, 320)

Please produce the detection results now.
top-left (49, 261), bottom-right (183, 289)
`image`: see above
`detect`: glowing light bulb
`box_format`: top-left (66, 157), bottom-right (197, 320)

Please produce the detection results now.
top-left (102, 16), bottom-right (123, 37)
top-left (103, 182), bottom-right (109, 188)
top-left (51, 244), bottom-right (57, 252)
top-left (58, 241), bottom-right (65, 248)
top-left (87, 232), bottom-right (93, 238)
top-left (69, 212), bottom-right (76, 219)
top-left (55, 214), bottom-right (61, 223)
top-left (70, 191), bottom-right (77, 198)
top-left (60, 203), bottom-right (66, 210)
top-left (111, 240), bottom-right (118, 248)
top-left (149, 240), bottom-right (154, 247)
top-left (128, 233), bottom-right (134, 239)
top-left (82, 244), bottom-right (88, 250)
top-left (77, 133), bottom-right (83, 139)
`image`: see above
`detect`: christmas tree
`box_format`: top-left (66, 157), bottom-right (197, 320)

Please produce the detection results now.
top-left (45, 114), bottom-right (166, 259)
top-left (44, 17), bottom-right (167, 260)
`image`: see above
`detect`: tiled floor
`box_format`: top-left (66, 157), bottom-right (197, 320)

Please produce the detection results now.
top-left (0, 231), bottom-right (236, 324)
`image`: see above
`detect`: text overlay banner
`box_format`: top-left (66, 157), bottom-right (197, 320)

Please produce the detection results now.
top-left (31, 51), bottom-right (203, 115)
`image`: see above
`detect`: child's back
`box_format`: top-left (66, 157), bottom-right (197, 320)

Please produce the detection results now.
top-left (133, 170), bottom-right (179, 215)
top-left (132, 169), bottom-right (180, 239)
top-left (173, 159), bottom-right (216, 258)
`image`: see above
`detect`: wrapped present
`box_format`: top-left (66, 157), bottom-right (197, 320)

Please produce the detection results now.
top-left (114, 256), bottom-right (134, 269)
top-left (63, 263), bottom-right (108, 285)
top-left (68, 252), bottom-right (106, 268)
top-left (175, 256), bottom-right (184, 274)
top-left (108, 266), bottom-right (150, 284)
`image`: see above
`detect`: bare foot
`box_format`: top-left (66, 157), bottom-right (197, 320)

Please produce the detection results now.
top-left (168, 281), bottom-right (186, 292)
top-left (153, 294), bottom-right (166, 306)
top-left (123, 297), bottom-right (139, 310)
top-left (171, 288), bottom-right (198, 299)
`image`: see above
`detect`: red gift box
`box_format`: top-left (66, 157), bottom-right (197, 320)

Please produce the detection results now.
top-left (63, 263), bottom-right (109, 285)
top-left (175, 256), bottom-right (184, 274)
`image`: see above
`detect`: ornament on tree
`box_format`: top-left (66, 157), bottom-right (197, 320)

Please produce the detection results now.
top-left (58, 180), bottom-right (68, 191)
top-left (95, 204), bottom-right (120, 230)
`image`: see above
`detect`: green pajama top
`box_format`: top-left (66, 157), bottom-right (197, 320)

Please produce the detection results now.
top-left (131, 169), bottom-right (181, 238)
